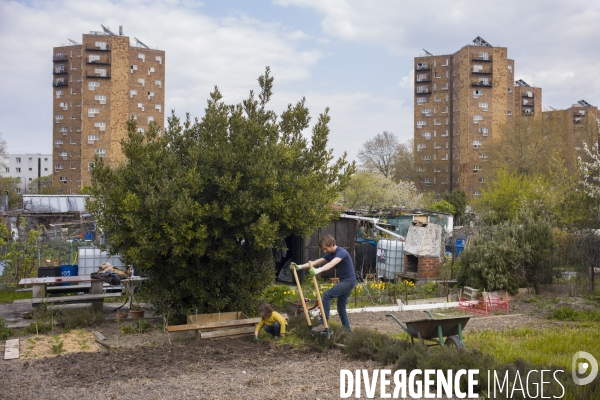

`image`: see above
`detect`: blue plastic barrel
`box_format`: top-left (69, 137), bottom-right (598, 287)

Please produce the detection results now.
top-left (59, 264), bottom-right (78, 285)
top-left (454, 239), bottom-right (465, 258)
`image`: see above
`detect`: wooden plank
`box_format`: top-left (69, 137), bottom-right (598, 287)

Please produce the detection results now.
top-left (4, 339), bottom-right (19, 360)
top-left (200, 326), bottom-right (255, 339)
top-left (93, 331), bottom-right (106, 341)
top-left (95, 339), bottom-right (116, 349)
top-left (169, 313), bottom-right (289, 332)
top-left (187, 311), bottom-right (245, 325)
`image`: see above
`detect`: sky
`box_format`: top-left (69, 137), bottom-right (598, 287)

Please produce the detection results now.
top-left (1, 0), bottom-right (599, 162)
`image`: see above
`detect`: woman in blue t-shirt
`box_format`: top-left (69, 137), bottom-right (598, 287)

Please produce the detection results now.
top-left (293, 234), bottom-right (356, 332)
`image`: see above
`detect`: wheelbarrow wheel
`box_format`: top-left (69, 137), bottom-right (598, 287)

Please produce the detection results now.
top-left (445, 335), bottom-right (466, 350)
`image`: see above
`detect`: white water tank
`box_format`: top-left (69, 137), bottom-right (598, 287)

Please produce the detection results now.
top-left (376, 239), bottom-right (404, 279)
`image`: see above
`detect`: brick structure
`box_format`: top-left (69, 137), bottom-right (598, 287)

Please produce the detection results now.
top-left (413, 36), bottom-right (542, 198)
top-left (403, 254), bottom-right (442, 281)
top-left (52, 28), bottom-right (165, 193)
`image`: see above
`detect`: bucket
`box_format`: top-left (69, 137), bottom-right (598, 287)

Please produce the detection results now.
top-left (59, 264), bottom-right (78, 285)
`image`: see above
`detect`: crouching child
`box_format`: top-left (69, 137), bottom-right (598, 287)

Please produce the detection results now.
top-left (254, 303), bottom-right (287, 341)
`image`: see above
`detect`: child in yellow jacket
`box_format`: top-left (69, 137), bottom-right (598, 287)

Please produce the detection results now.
top-left (254, 303), bottom-right (286, 341)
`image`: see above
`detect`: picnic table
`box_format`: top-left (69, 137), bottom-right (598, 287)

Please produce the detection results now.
top-left (17, 275), bottom-right (122, 311)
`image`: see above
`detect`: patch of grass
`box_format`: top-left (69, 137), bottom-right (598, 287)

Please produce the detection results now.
top-left (22, 321), bottom-right (53, 335)
top-left (56, 306), bottom-right (106, 329)
top-left (103, 294), bottom-right (127, 303)
top-left (0, 288), bottom-right (32, 304)
top-left (548, 305), bottom-right (600, 322)
top-left (465, 326), bottom-right (600, 371)
top-left (0, 316), bottom-right (14, 340)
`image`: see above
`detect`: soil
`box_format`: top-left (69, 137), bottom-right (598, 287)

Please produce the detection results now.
top-left (0, 292), bottom-right (595, 399)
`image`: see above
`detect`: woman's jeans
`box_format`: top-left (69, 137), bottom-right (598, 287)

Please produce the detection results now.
top-left (263, 321), bottom-right (280, 337)
top-left (321, 280), bottom-right (356, 331)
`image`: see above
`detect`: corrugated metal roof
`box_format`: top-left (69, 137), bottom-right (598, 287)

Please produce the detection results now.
top-left (23, 195), bottom-right (90, 214)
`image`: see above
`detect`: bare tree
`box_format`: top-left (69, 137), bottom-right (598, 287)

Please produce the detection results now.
top-left (393, 139), bottom-right (415, 183)
top-left (357, 131), bottom-right (398, 178)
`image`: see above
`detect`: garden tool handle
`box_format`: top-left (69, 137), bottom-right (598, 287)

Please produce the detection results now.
top-left (310, 261), bottom-right (329, 329)
top-left (292, 265), bottom-right (311, 327)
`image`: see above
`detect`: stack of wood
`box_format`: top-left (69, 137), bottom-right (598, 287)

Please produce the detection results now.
top-left (167, 311), bottom-right (288, 339)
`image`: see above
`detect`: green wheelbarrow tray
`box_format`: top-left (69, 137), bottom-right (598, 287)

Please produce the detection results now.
top-left (386, 311), bottom-right (472, 349)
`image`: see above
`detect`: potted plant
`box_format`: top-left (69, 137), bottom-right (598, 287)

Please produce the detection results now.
top-left (129, 304), bottom-right (145, 319)
top-left (116, 309), bottom-right (129, 320)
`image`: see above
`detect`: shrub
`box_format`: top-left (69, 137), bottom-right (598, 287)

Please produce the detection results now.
top-left (56, 307), bottom-right (106, 329)
top-left (0, 317), bottom-right (14, 340)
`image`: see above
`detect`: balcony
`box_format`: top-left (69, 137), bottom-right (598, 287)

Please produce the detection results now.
top-left (522, 103), bottom-right (534, 107)
top-left (415, 90), bottom-right (431, 95)
top-left (415, 78), bottom-right (432, 83)
top-left (471, 57), bottom-right (492, 62)
top-left (416, 66), bottom-right (431, 71)
top-left (471, 81), bottom-right (492, 87)
top-left (53, 70), bottom-right (67, 75)
top-left (522, 111), bottom-right (534, 116)
top-left (522, 94), bottom-right (533, 98)
top-left (86, 45), bottom-right (110, 51)
top-left (53, 55), bottom-right (68, 62)
top-left (471, 70), bottom-right (492, 74)
top-left (52, 80), bottom-right (68, 87)
top-left (86, 60), bottom-right (111, 65)
top-left (85, 74), bottom-right (111, 79)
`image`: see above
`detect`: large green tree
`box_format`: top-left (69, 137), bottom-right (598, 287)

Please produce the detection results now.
top-left (88, 68), bottom-right (355, 320)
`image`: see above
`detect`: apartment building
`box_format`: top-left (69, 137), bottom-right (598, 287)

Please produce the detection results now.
top-left (52, 26), bottom-right (165, 193)
top-left (1, 154), bottom-right (52, 194)
top-left (413, 37), bottom-right (541, 197)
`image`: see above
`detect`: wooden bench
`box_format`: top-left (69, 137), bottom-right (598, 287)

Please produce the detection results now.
top-left (13, 293), bottom-right (122, 309)
top-left (46, 284), bottom-right (123, 295)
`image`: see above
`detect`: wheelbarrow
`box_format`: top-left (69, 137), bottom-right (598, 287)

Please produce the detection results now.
top-left (386, 310), bottom-right (471, 349)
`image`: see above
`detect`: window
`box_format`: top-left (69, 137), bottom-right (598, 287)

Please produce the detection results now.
top-left (423, 155), bottom-right (431, 163)
top-left (441, 130), bottom-right (449, 137)
top-left (155, 80), bottom-right (162, 88)
top-left (94, 122), bottom-right (106, 131)
top-left (94, 148), bottom-right (106, 157)
top-left (507, 111), bottom-right (513, 116)
top-left (473, 190), bottom-right (481, 198)
top-left (88, 108), bottom-right (100, 117)
top-left (416, 86), bottom-right (429, 94)
top-left (155, 104), bottom-right (162, 113)
top-left (148, 67), bottom-right (155, 75)
top-left (434, 72), bottom-right (441, 78)
top-left (88, 135), bottom-right (99, 144)
top-left (417, 120), bottom-right (426, 128)
top-left (130, 89), bottom-right (138, 98)
top-left (524, 91), bottom-right (532, 98)
top-left (88, 81), bottom-right (100, 90)
top-left (16, 168), bottom-right (21, 173)
top-left (88, 55), bottom-right (100, 62)
top-left (422, 132), bottom-right (431, 140)
top-left (478, 52), bottom-right (488, 60)
top-left (94, 68), bottom-right (107, 77)
top-left (479, 128), bottom-right (489, 136)
top-left (55, 139), bottom-right (64, 145)
top-left (156, 55), bottom-right (162, 64)
top-left (472, 65), bottom-right (483, 73)
top-left (478, 77), bottom-right (489, 85)
top-left (473, 89), bottom-right (483, 98)
top-left (55, 164), bottom-right (63, 171)
top-left (417, 144), bottom-right (426, 151)
top-left (95, 41), bottom-right (107, 50)
top-left (59, 102), bottom-right (68, 110)
top-left (59, 151), bottom-right (67, 159)
top-left (16, 157), bottom-right (21, 163)
top-left (44, 168), bottom-right (48, 171)
top-left (148, 91), bottom-right (154, 99)
top-left (416, 74), bottom-right (428, 82)
top-left (138, 78), bottom-right (145, 86)
top-left (417, 97), bottom-right (426, 105)
top-left (479, 177), bottom-right (486, 183)
top-left (422, 178), bottom-right (431, 186)
top-left (55, 115), bottom-right (63, 123)
top-left (508, 87), bottom-right (512, 93)
top-left (95, 95), bottom-right (106, 104)
top-left (479, 102), bottom-right (488, 111)
top-left (421, 108), bottom-right (431, 116)
top-left (473, 165), bottom-right (482, 173)
top-left (59, 176), bottom-right (67, 183)
top-left (4, 168), bottom-right (8, 173)
top-left (441, 153), bottom-right (449, 161)
top-left (131, 65), bottom-right (138, 73)
top-left (416, 62), bottom-right (427, 70)
top-left (508, 65), bottom-right (512, 72)
top-left (473, 140), bottom-right (483, 149)
top-left (55, 90), bottom-right (63, 98)
top-left (433, 142), bottom-right (441, 149)
top-left (473, 115), bottom-right (483, 124)
top-left (138, 128), bottom-right (145, 133)
top-left (147, 116), bottom-right (155, 123)
top-left (138, 103), bottom-right (145, 111)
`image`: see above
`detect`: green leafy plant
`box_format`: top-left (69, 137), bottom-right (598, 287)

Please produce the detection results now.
top-left (88, 67), bottom-right (355, 321)
top-left (50, 335), bottom-right (64, 354)
top-left (0, 316), bottom-right (14, 340)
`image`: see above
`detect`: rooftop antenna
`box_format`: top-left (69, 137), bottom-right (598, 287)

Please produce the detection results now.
top-left (134, 37), bottom-right (149, 49)
top-left (68, 38), bottom-right (80, 45)
top-left (515, 79), bottom-right (530, 87)
top-left (548, 106), bottom-right (556, 111)
top-left (423, 48), bottom-right (433, 56)
top-left (101, 24), bottom-right (116, 35)
top-left (473, 36), bottom-right (492, 47)
top-left (578, 99), bottom-right (593, 107)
